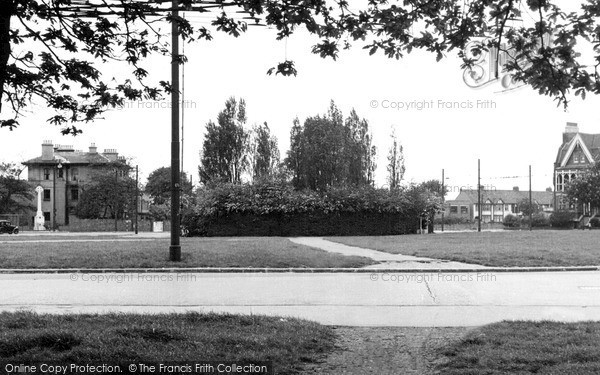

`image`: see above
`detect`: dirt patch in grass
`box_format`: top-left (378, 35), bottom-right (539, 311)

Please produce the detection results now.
top-left (0, 311), bottom-right (335, 375)
top-left (303, 327), bottom-right (469, 374)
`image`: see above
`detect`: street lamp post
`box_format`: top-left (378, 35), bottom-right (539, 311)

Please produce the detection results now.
top-left (64, 161), bottom-right (70, 226)
top-left (53, 160), bottom-right (62, 231)
top-left (114, 167), bottom-right (119, 232)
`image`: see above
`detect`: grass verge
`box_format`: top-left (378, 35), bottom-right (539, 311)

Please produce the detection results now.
top-left (436, 320), bottom-right (600, 374)
top-left (326, 230), bottom-right (600, 267)
top-left (0, 237), bottom-right (374, 269)
top-left (0, 311), bottom-right (335, 375)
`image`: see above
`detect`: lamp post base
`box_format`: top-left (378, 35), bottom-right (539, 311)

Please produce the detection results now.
top-left (169, 245), bottom-right (181, 261)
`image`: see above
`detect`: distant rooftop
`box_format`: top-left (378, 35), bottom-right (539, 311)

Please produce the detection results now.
top-left (452, 189), bottom-right (553, 205)
top-left (23, 141), bottom-right (123, 165)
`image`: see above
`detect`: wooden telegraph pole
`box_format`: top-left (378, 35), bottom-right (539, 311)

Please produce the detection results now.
top-left (478, 159), bottom-right (481, 232)
top-left (529, 165), bottom-right (533, 231)
top-left (441, 169), bottom-right (445, 232)
top-left (170, 0), bottom-right (182, 261)
top-left (135, 165), bottom-right (139, 235)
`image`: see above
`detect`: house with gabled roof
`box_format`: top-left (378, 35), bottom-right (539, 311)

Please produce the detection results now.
top-left (554, 122), bottom-right (600, 213)
top-left (22, 141), bottom-right (128, 229)
top-left (445, 187), bottom-right (553, 223)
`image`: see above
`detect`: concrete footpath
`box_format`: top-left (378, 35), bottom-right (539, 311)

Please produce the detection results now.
top-left (290, 237), bottom-right (488, 269)
top-left (3, 271), bottom-right (600, 326)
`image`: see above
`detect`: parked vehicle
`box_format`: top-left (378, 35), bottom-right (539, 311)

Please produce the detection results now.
top-left (0, 220), bottom-right (19, 234)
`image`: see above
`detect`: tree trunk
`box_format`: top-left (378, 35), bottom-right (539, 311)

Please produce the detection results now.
top-left (0, 1), bottom-right (13, 111)
top-left (428, 213), bottom-right (435, 234)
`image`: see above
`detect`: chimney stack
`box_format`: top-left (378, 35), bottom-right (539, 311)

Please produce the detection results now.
top-left (563, 122), bottom-right (579, 143)
top-left (103, 148), bottom-right (118, 161)
top-left (89, 143), bottom-right (97, 154)
top-left (55, 145), bottom-right (74, 153)
top-left (41, 140), bottom-right (54, 160)
top-left (565, 122), bottom-right (579, 133)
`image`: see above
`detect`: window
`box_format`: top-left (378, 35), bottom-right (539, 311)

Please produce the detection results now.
top-left (43, 189), bottom-right (51, 201)
top-left (450, 205), bottom-right (458, 213)
top-left (43, 168), bottom-right (50, 180)
top-left (461, 206), bottom-right (468, 214)
top-left (43, 212), bottom-right (50, 221)
top-left (71, 188), bottom-right (79, 201)
top-left (58, 168), bottom-right (64, 178)
top-left (494, 215), bottom-right (503, 222)
top-left (72, 168), bottom-right (79, 181)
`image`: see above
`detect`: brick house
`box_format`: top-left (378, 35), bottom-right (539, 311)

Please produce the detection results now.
top-left (554, 122), bottom-right (600, 215)
top-left (23, 141), bottom-right (129, 229)
top-left (444, 187), bottom-right (554, 223)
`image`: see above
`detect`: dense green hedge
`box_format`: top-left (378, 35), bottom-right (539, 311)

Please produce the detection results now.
top-left (182, 183), bottom-right (426, 236)
top-left (503, 213), bottom-right (551, 228)
top-left (521, 213), bottom-right (551, 228)
top-left (433, 216), bottom-right (471, 225)
top-left (503, 214), bottom-right (521, 228)
top-left (550, 211), bottom-right (576, 228)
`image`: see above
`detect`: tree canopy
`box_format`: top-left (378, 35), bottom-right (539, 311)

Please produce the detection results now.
top-left (2, 0), bottom-right (600, 133)
top-left (75, 162), bottom-right (136, 219)
top-left (146, 166), bottom-right (193, 205)
top-left (199, 97), bottom-right (249, 184)
top-left (387, 127), bottom-right (405, 190)
top-left (566, 162), bottom-right (600, 210)
top-left (0, 162), bottom-right (32, 214)
top-left (285, 101), bottom-right (376, 190)
top-left (249, 122), bottom-right (280, 182)
top-left (517, 197), bottom-right (542, 216)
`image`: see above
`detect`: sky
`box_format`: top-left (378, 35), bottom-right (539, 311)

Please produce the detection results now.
top-left (2, 2), bottom-right (600, 200)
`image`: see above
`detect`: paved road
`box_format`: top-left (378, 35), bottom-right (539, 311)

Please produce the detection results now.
top-left (2, 271), bottom-right (600, 326)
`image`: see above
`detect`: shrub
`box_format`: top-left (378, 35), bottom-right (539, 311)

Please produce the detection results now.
top-left (503, 214), bottom-right (521, 227)
top-left (521, 213), bottom-right (551, 228)
top-left (550, 211), bottom-right (575, 229)
top-left (521, 213), bottom-right (550, 228)
top-left (182, 182), bottom-right (429, 236)
top-left (590, 217), bottom-right (600, 228)
top-left (148, 203), bottom-right (170, 221)
top-left (531, 213), bottom-right (551, 227)
top-left (434, 216), bottom-right (470, 225)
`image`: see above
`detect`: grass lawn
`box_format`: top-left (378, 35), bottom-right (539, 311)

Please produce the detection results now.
top-left (436, 321), bottom-right (600, 374)
top-left (0, 237), bottom-right (374, 269)
top-left (0, 311), bottom-right (334, 375)
top-left (326, 230), bottom-right (600, 267)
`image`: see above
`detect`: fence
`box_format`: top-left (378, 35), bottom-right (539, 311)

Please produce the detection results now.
top-left (17, 215), bottom-right (171, 232)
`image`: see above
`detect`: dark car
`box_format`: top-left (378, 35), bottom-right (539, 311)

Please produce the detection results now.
top-left (0, 220), bottom-right (19, 234)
